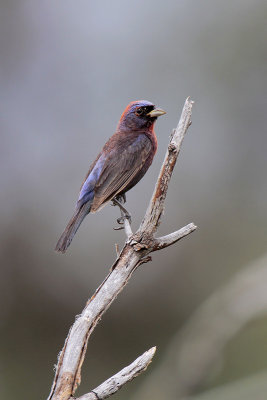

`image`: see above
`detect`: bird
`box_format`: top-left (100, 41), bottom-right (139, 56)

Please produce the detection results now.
top-left (55, 100), bottom-right (166, 253)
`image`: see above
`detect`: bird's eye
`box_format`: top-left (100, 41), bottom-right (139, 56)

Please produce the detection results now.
top-left (135, 108), bottom-right (143, 116)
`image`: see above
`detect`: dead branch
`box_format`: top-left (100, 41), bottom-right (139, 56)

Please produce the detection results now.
top-left (47, 97), bottom-right (196, 400)
top-left (76, 347), bottom-right (156, 400)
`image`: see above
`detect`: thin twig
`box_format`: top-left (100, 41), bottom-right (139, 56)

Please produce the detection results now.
top-left (123, 217), bottom-right (133, 239)
top-left (76, 347), bottom-right (156, 400)
top-left (152, 223), bottom-right (197, 251)
top-left (114, 243), bottom-right (120, 257)
top-left (47, 98), bottom-right (195, 400)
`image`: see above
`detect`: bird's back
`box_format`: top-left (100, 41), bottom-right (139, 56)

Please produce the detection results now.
top-left (87, 130), bottom-right (157, 212)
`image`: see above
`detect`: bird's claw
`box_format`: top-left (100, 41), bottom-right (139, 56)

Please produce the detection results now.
top-left (113, 214), bottom-right (132, 230)
top-left (124, 214), bottom-right (132, 225)
top-left (115, 193), bottom-right (126, 204)
top-left (113, 225), bottom-right (124, 231)
top-left (112, 196), bottom-right (132, 230)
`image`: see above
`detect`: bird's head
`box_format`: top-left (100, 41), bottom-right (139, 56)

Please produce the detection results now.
top-left (117, 100), bottom-right (166, 132)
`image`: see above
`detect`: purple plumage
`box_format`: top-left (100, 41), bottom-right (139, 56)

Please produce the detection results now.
top-left (55, 100), bottom-right (166, 253)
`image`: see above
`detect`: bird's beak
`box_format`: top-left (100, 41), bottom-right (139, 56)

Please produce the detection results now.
top-left (147, 107), bottom-right (166, 118)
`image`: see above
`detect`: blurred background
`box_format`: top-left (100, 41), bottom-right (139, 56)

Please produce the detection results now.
top-left (1, 1), bottom-right (267, 399)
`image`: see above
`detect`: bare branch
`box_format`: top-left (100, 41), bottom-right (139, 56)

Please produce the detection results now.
top-left (47, 98), bottom-right (195, 400)
top-left (123, 217), bottom-right (133, 239)
top-left (76, 347), bottom-right (156, 400)
top-left (138, 97), bottom-right (194, 235)
top-left (152, 223), bottom-right (197, 251)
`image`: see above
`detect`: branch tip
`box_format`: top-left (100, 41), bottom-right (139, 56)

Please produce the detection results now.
top-left (153, 223), bottom-right (197, 251)
top-left (76, 346), bottom-right (157, 400)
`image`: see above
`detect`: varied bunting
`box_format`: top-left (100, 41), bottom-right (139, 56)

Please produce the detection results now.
top-left (55, 100), bottom-right (166, 253)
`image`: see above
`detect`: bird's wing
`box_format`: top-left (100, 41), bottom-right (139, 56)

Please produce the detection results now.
top-left (91, 134), bottom-right (152, 211)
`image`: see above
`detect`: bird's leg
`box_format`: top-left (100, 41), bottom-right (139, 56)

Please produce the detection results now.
top-left (114, 193), bottom-right (126, 204)
top-left (113, 197), bottom-right (132, 223)
top-left (113, 198), bottom-right (131, 220)
top-left (113, 198), bottom-right (133, 238)
top-left (113, 207), bottom-right (126, 231)
top-left (112, 197), bottom-right (132, 230)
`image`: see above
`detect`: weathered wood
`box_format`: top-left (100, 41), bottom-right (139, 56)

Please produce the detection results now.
top-left (138, 98), bottom-right (193, 235)
top-left (76, 347), bottom-right (156, 400)
top-left (153, 223), bottom-right (197, 251)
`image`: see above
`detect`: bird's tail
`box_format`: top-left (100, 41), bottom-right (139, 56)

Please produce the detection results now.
top-left (55, 202), bottom-right (91, 253)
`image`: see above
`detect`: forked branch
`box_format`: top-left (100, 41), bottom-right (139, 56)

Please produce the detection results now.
top-left (47, 98), bottom-right (196, 400)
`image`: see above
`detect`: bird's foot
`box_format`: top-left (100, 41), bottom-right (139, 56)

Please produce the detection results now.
top-left (113, 214), bottom-right (132, 230)
top-left (112, 197), bottom-right (132, 230)
top-left (114, 193), bottom-right (126, 204)
top-left (112, 198), bottom-right (131, 219)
